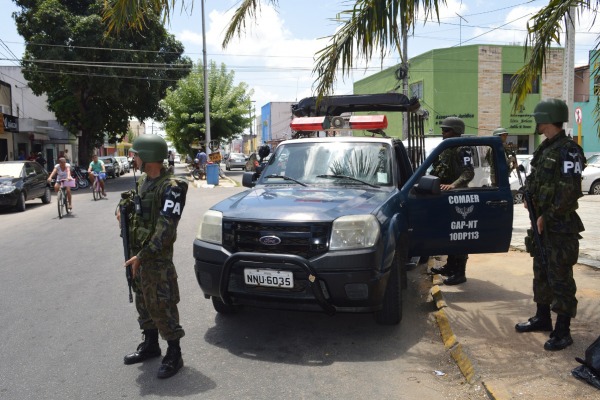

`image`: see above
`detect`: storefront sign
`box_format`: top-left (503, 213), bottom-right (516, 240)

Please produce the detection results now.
top-left (2, 114), bottom-right (18, 132)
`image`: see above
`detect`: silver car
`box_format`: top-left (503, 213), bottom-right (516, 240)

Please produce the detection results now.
top-left (116, 156), bottom-right (130, 174)
top-left (225, 153), bottom-right (247, 171)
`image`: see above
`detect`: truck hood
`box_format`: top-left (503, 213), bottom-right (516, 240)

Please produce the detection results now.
top-left (212, 186), bottom-right (394, 221)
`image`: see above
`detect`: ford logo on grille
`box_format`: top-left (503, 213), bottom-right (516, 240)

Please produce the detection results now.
top-left (259, 236), bottom-right (281, 246)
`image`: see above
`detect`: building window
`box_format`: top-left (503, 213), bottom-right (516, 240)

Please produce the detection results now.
top-left (410, 81), bottom-right (423, 99)
top-left (594, 75), bottom-right (600, 96)
top-left (503, 74), bottom-right (539, 94)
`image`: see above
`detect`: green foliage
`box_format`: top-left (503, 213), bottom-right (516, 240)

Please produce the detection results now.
top-left (160, 61), bottom-right (253, 157)
top-left (13, 0), bottom-right (191, 165)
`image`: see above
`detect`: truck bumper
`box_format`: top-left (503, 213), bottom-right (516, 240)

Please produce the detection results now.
top-left (193, 239), bottom-right (391, 314)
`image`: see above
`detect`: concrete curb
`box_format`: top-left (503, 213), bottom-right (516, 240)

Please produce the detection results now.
top-left (428, 258), bottom-right (503, 400)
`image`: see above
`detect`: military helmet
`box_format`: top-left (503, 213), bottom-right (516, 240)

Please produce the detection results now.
top-left (532, 98), bottom-right (568, 124)
top-left (440, 117), bottom-right (465, 135)
top-left (130, 135), bottom-right (168, 163)
top-left (493, 127), bottom-right (508, 136)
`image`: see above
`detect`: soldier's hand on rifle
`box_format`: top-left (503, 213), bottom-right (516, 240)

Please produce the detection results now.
top-left (124, 255), bottom-right (141, 278)
top-left (537, 216), bottom-right (544, 234)
top-left (116, 208), bottom-right (121, 224)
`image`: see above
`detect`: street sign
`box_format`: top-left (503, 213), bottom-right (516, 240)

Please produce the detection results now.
top-left (209, 151), bottom-right (222, 162)
top-left (575, 107), bottom-right (582, 125)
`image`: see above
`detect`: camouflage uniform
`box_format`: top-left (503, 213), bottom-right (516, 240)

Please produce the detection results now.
top-left (125, 168), bottom-right (188, 341)
top-left (431, 146), bottom-right (475, 188)
top-left (486, 145), bottom-right (515, 186)
top-left (525, 130), bottom-right (585, 318)
top-left (430, 145), bottom-right (475, 281)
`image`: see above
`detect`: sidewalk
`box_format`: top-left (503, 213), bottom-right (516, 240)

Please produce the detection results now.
top-left (431, 195), bottom-right (600, 399)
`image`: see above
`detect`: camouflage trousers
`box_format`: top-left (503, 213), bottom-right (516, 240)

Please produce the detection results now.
top-left (133, 261), bottom-right (185, 341)
top-left (527, 230), bottom-right (579, 318)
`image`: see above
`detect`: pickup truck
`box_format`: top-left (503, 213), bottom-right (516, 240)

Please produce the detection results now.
top-left (192, 95), bottom-right (513, 325)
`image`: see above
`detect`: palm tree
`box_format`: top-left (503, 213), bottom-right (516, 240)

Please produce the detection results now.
top-left (510, 0), bottom-right (600, 115)
top-left (103, 0), bottom-right (445, 99)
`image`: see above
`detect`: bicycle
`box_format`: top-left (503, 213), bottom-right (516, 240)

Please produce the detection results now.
top-left (91, 172), bottom-right (106, 201)
top-left (57, 179), bottom-right (75, 219)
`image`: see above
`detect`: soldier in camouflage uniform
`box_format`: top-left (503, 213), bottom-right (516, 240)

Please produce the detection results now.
top-left (486, 127), bottom-right (517, 186)
top-left (515, 98), bottom-right (585, 351)
top-left (428, 117), bottom-right (475, 285)
top-left (117, 135), bottom-right (188, 378)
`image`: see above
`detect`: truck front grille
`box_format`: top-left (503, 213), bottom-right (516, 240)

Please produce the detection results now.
top-left (222, 220), bottom-right (330, 259)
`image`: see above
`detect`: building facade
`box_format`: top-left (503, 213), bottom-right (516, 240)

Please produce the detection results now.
top-left (354, 45), bottom-right (568, 155)
top-left (0, 66), bottom-right (74, 169)
top-left (261, 102), bottom-right (294, 149)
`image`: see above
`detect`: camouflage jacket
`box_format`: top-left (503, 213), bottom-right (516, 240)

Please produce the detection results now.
top-left (526, 131), bottom-right (585, 233)
top-left (120, 169), bottom-right (188, 263)
top-left (431, 146), bottom-right (475, 188)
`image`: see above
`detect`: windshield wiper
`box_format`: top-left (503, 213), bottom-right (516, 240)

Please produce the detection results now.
top-left (264, 174), bottom-right (307, 186)
top-left (316, 174), bottom-right (380, 188)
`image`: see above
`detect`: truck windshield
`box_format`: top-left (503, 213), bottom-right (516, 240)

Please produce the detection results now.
top-left (260, 141), bottom-right (393, 187)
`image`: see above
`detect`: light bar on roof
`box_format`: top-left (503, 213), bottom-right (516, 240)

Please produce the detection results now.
top-left (349, 115), bottom-right (388, 130)
top-left (290, 116), bottom-right (329, 131)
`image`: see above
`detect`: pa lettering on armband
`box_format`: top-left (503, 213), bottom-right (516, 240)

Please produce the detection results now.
top-left (560, 146), bottom-right (584, 178)
top-left (160, 185), bottom-right (185, 219)
top-left (459, 147), bottom-right (473, 167)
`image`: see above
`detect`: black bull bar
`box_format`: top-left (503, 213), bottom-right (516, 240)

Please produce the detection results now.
top-left (219, 252), bottom-right (337, 315)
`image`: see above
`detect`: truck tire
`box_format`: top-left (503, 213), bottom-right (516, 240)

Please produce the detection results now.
top-left (375, 247), bottom-right (405, 325)
top-left (212, 297), bottom-right (240, 314)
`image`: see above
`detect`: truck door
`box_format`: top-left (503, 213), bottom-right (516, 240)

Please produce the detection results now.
top-left (402, 137), bottom-right (513, 257)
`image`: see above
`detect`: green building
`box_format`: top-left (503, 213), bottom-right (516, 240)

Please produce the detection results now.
top-left (354, 45), bottom-right (566, 154)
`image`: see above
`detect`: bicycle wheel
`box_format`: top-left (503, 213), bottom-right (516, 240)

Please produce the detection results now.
top-left (93, 182), bottom-right (99, 201)
top-left (64, 189), bottom-right (70, 215)
top-left (57, 190), bottom-right (64, 219)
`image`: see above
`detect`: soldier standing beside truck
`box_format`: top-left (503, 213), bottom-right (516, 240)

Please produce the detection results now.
top-left (514, 98), bottom-right (586, 351)
top-left (117, 135), bottom-right (188, 378)
top-left (429, 117), bottom-right (475, 286)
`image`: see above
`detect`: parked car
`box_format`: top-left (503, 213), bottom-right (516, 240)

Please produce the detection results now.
top-left (174, 154), bottom-right (181, 164)
top-left (586, 153), bottom-right (600, 167)
top-left (582, 163), bottom-right (600, 195)
top-left (509, 155), bottom-right (533, 203)
top-left (98, 156), bottom-right (120, 178)
top-left (116, 156), bottom-right (130, 174)
top-left (0, 161), bottom-right (51, 212)
top-left (225, 153), bottom-right (247, 171)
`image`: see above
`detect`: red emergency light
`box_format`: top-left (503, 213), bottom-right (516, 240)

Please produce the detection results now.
top-left (349, 115), bottom-right (388, 130)
top-left (290, 116), bottom-right (327, 131)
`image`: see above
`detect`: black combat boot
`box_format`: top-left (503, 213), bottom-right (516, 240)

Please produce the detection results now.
top-left (544, 314), bottom-right (573, 351)
top-left (123, 329), bottom-right (162, 365)
top-left (429, 258), bottom-right (455, 276)
top-left (443, 256), bottom-right (467, 285)
top-left (157, 340), bottom-right (183, 379)
top-left (515, 304), bottom-right (553, 333)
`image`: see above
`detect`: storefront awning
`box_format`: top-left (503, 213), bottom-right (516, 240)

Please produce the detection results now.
top-left (117, 142), bottom-right (133, 149)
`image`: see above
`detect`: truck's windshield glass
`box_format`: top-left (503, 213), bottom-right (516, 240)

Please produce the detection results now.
top-left (260, 142), bottom-right (393, 187)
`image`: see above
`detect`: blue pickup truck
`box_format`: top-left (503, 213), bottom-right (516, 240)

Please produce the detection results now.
top-left (192, 95), bottom-right (513, 325)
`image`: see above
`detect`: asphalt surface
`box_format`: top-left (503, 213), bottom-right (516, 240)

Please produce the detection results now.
top-left (430, 195), bottom-right (600, 399)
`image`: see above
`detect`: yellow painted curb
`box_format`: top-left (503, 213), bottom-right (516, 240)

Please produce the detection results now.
top-left (431, 285), bottom-right (447, 309)
top-left (434, 309), bottom-right (457, 349)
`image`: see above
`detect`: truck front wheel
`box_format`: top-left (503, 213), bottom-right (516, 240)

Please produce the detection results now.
top-left (375, 247), bottom-right (405, 325)
top-left (212, 296), bottom-right (240, 314)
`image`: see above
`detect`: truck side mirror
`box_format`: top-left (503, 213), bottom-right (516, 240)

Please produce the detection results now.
top-left (414, 175), bottom-right (441, 195)
top-left (242, 171), bottom-right (256, 188)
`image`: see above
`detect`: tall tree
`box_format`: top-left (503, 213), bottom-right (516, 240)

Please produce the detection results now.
top-left (510, 1), bottom-right (600, 120)
top-left (14, 0), bottom-right (192, 166)
top-left (160, 61), bottom-right (253, 157)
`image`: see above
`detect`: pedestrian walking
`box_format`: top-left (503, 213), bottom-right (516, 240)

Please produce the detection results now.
top-left (428, 117), bottom-right (475, 285)
top-left (117, 135), bottom-right (188, 378)
top-left (514, 98), bottom-right (586, 351)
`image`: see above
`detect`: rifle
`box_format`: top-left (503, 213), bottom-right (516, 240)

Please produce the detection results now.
top-left (514, 152), bottom-right (548, 267)
top-left (120, 201), bottom-right (133, 303)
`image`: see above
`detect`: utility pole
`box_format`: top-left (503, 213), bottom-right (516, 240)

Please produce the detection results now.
top-left (401, 23), bottom-right (409, 141)
top-left (562, 6), bottom-right (575, 138)
top-left (201, 0), bottom-right (212, 153)
top-left (456, 13), bottom-right (468, 46)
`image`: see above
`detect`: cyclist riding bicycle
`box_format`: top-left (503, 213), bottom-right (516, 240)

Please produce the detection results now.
top-left (88, 154), bottom-right (107, 197)
top-left (48, 157), bottom-right (74, 210)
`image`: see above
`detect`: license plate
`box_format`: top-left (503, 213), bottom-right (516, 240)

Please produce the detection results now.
top-left (244, 268), bottom-right (294, 288)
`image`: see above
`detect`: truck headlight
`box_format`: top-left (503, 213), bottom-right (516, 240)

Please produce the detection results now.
top-left (196, 210), bottom-right (223, 244)
top-left (330, 215), bottom-right (380, 250)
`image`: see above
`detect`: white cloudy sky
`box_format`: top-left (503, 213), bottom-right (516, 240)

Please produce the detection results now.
top-left (1, 0), bottom-right (599, 115)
